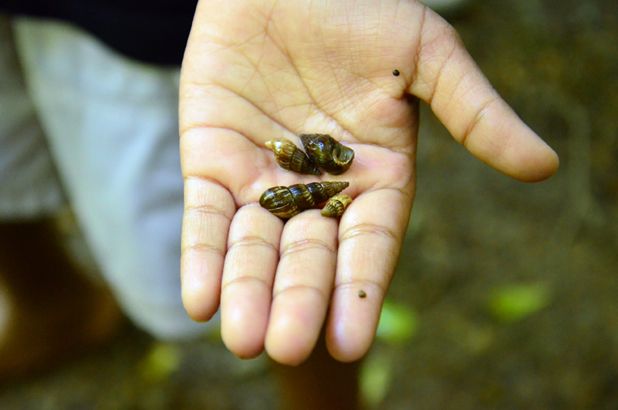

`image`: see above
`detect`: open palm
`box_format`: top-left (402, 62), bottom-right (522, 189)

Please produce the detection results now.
top-left (179, 0), bottom-right (558, 365)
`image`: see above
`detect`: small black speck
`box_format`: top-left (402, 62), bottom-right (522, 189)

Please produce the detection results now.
top-left (358, 290), bottom-right (367, 299)
top-left (392, 69), bottom-right (400, 77)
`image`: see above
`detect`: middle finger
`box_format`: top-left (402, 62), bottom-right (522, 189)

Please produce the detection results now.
top-left (265, 210), bottom-right (338, 365)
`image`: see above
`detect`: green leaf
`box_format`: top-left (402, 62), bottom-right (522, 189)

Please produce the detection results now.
top-left (139, 342), bottom-right (181, 383)
top-left (376, 300), bottom-right (418, 344)
top-left (488, 282), bottom-right (551, 323)
top-left (360, 353), bottom-right (393, 408)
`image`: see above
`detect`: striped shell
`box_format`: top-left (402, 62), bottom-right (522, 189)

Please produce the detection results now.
top-left (300, 134), bottom-right (354, 175)
top-left (259, 181), bottom-right (349, 219)
top-left (265, 138), bottom-right (321, 175)
top-left (320, 194), bottom-right (352, 218)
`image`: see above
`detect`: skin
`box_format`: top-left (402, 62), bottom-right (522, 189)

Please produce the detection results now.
top-left (179, 0), bottom-right (559, 366)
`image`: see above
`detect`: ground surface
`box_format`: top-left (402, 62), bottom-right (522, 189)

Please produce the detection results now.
top-left (1, 0), bottom-right (616, 408)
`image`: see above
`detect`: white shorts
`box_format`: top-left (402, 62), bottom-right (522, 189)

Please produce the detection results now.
top-left (0, 16), bottom-right (208, 340)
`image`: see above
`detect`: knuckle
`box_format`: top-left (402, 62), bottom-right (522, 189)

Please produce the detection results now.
top-left (272, 284), bottom-right (328, 302)
top-left (185, 202), bottom-right (233, 222)
top-left (228, 235), bottom-right (277, 253)
top-left (222, 274), bottom-right (270, 292)
top-left (280, 238), bottom-right (336, 258)
top-left (340, 223), bottom-right (398, 244)
top-left (182, 242), bottom-right (225, 257)
top-left (335, 278), bottom-right (387, 297)
top-left (461, 95), bottom-right (500, 146)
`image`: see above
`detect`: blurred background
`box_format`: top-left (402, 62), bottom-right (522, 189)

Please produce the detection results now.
top-left (1, 0), bottom-right (616, 408)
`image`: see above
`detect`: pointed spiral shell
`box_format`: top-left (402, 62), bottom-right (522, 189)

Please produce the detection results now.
top-left (300, 134), bottom-right (355, 175)
top-left (265, 138), bottom-right (321, 175)
top-left (320, 194), bottom-right (352, 218)
top-left (259, 181), bottom-right (349, 219)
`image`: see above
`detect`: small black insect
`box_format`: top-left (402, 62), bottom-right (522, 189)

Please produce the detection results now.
top-left (392, 69), bottom-right (400, 76)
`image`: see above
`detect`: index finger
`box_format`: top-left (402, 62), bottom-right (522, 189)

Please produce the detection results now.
top-left (408, 7), bottom-right (559, 181)
top-left (326, 187), bottom-right (413, 362)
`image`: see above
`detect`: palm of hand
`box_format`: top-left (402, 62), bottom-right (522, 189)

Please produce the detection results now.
top-left (179, 0), bottom-right (558, 364)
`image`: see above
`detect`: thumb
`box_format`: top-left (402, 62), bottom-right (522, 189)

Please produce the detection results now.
top-left (408, 7), bottom-right (558, 182)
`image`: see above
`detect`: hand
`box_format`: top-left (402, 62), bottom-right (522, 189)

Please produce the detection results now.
top-left (179, 0), bottom-right (558, 365)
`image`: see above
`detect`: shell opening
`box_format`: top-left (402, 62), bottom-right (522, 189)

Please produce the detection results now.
top-left (332, 144), bottom-right (354, 166)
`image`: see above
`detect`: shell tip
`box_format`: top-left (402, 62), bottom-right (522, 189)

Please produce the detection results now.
top-left (265, 140), bottom-right (274, 150)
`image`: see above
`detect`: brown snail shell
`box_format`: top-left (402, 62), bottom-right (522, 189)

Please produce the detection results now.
top-left (320, 194), bottom-right (352, 218)
top-left (300, 134), bottom-right (354, 175)
top-left (259, 181), bottom-right (349, 219)
top-left (265, 138), bottom-right (321, 175)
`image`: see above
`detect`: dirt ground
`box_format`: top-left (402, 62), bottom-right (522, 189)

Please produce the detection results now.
top-left (1, 0), bottom-right (616, 408)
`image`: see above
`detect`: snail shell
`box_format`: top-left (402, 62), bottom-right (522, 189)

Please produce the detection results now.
top-left (265, 138), bottom-right (321, 175)
top-left (300, 134), bottom-right (354, 175)
top-left (259, 181), bottom-right (349, 219)
top-left (320, 194), bottom-right (352, 218)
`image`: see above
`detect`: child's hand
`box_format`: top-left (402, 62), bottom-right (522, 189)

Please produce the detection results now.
top-left (179, 0), bottom-right (558, 365)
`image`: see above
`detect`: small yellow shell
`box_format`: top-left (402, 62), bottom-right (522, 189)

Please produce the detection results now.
top-left (265, 138), bottom-right (321, 175)
top-left (320, 194), bottom-right (352, 218)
